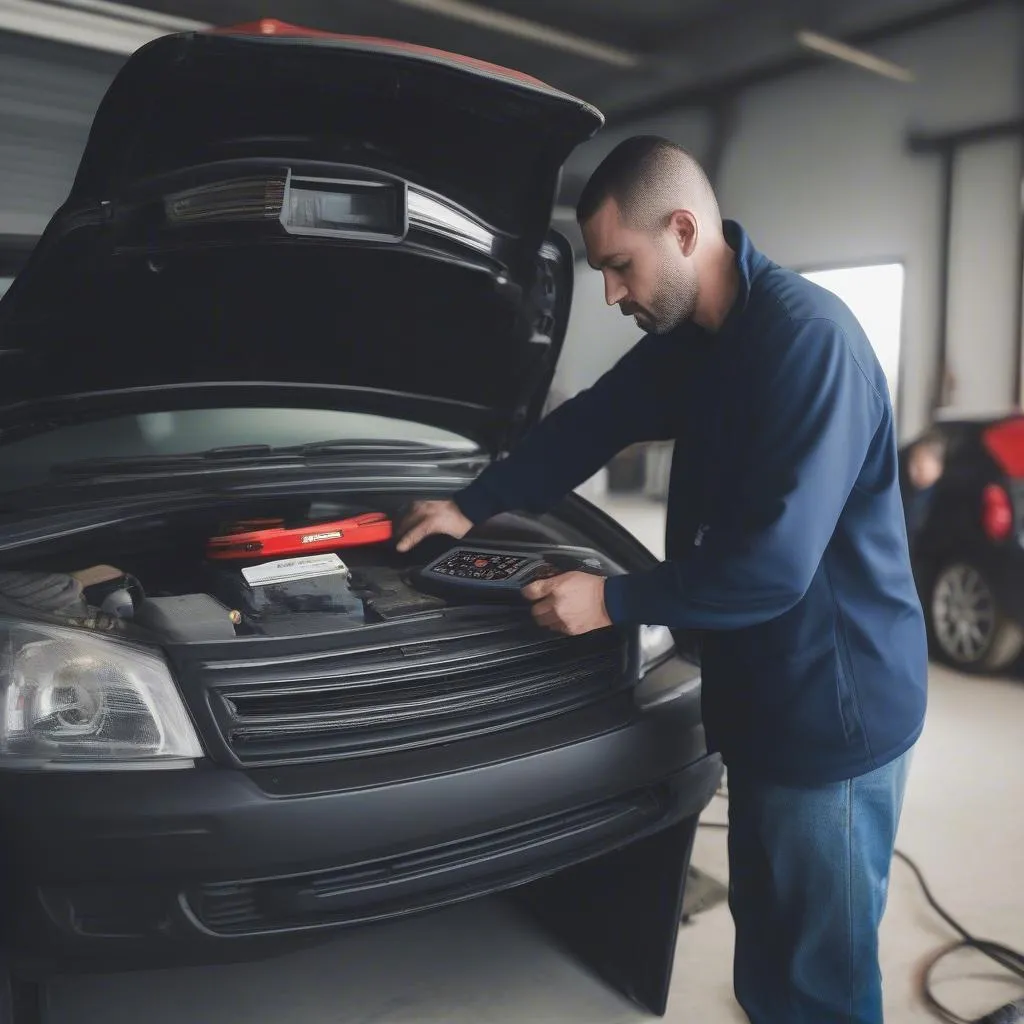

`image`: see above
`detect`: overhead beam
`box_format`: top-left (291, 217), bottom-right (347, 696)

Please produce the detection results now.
top-left (908, 117), bottom-right (1024, 152)
top-left (795, 29), bottom-right (915, 82)
top-left (606, 0), bottom-right (1005, 127)
top-left (389, 0), bottom-right (641, 67)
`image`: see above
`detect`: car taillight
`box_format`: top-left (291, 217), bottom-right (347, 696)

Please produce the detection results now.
top-left (981, 484), bottom-right (1014, 541)
top-left (162, 170), bottom-right (407, 243)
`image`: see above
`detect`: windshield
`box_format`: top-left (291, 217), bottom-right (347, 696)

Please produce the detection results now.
top-left (0, 407), bottom-right (479, 492)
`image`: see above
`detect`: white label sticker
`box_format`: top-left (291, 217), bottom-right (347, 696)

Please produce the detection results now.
top-left (301, 531), bottom-right (342, 544)
top-left (241, 553), bottom-right (349, 588)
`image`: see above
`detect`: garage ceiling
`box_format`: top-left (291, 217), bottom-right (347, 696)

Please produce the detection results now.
top-left (25, 0), bottom-right (995, 117)
top-left (0, 0), bottom-right (1004, 240)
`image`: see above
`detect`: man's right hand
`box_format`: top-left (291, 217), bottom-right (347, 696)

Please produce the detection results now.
top-left (395, 500), bottom-right (473, 553)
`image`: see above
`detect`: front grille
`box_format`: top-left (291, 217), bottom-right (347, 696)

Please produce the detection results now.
top-left (189, 786), bottom-right (666, 936)
top-left (204, 620), bottom-right (630, 765)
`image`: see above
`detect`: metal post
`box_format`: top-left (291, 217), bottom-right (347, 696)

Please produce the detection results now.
top-left (1015, 143), bottom-right (1024, 408)
top-left (934, 145), bottom-right (955, 414)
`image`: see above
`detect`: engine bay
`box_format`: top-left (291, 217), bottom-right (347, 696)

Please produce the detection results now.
top-left (0, 498), bottom-right (618, 644)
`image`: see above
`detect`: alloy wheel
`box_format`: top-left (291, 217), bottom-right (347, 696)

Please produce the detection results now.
top-left (931, 563), bottom-right (996, 665)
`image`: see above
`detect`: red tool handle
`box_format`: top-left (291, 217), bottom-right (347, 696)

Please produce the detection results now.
top-left (206, 513), bottom-right (393, 560)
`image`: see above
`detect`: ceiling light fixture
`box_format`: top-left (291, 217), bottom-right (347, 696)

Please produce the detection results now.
top-left (0, 0), bottom-right (207, 55)
top-left (796, 29), bottom-right (915, 83)
top-left (390, 0), bottom-right (640, 68)
top-left (44, 0), bottom-right (205, 31)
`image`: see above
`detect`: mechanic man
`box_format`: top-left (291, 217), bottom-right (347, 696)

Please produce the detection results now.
top-left (396, 136), bottom-right (928, 1023)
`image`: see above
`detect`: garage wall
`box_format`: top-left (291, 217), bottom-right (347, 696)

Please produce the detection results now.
top-left (945, 136), bottom-right (1023, 415)
top-left (716, 1), bottom-right (1023, 439)
top-left (0, 33), bottom-right (122, 236)
top-left (550, 265), bottom-right (644, 407)
top-left (555, 2), bottom-right (1023, 442)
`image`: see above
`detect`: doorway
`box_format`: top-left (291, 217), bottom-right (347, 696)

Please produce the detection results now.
top-left (801, 262), bottom-right (905, 412)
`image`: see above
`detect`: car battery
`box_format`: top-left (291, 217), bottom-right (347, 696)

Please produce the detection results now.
top-left (205, 553), bottom-right (369, 636)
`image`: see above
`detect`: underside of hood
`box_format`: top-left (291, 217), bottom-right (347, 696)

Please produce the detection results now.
top-left (0, 26), bottom-right (604, 453)
top-left (72, 26), bottom-right (603, 240)
top-left (0, 235), bottom-right (575, 452)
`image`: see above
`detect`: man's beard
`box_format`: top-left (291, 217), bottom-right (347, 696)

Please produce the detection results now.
top-left (624, 260), bottom-right (698, 335)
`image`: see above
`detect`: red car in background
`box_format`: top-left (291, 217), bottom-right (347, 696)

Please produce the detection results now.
top-left (900, 412), bottom-right (1024, 673)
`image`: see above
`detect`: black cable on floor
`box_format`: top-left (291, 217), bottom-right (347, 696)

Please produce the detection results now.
top-left (892, 849), bottom-right (1024, 1024)
top-left (696, 805), bottom-right (1024, 1023)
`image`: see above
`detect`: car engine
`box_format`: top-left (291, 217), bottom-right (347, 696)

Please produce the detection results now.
top-left (0, 500), bottom-right (616, 645)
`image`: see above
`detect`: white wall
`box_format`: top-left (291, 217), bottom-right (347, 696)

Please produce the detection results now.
top-left (552, 262), bottom-right (643, 400)
top-left (556, 3), bottom-right (1023, 441)
top-left (716, 1), bottom-right (1023, 439)
top-left (946, 136), bottom-right (1022, 414)
top-left (562, 108), bottom-right (713, 193)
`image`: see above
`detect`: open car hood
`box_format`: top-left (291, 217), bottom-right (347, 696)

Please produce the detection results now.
top-left (0, 22), bottom-right (604, 454)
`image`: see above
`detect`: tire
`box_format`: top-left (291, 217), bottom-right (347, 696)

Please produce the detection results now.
top-left (927, 561), bottom-right (1024, 673)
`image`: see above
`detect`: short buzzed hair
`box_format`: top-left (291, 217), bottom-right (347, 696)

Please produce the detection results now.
top-left (576, 135), bottom-right (720, 232)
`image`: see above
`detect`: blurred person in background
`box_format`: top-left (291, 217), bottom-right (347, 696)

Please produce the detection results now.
top-left (901, 430), bottom-right (947, 553)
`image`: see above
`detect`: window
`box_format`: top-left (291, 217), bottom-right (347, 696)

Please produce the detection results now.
top-left (0, 407), bottom-right (479, 494)
top-left (800, 263), bottom-right (905, 408)
top-left (0, 277), bottom-right (12, 299)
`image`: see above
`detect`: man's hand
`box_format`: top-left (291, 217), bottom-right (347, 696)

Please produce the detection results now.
top-left (522, 572), bottom-right (612, 636)
top-left (395, 499), bottom-right (473, 553)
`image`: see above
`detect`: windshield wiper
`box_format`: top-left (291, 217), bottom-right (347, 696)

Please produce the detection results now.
top-left (47, 440), bottom-right (481, 478)
top-left (283, 439), bottom-right (478, 459)
top-left (48, 446), bottom-right (284, 476)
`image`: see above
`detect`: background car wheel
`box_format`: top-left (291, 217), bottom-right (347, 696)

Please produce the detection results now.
top-left (928, 562), bottom-right (1024, 673)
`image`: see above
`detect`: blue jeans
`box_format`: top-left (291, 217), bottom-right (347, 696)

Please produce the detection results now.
top-left (726, 748), bottom-right (913, 1023)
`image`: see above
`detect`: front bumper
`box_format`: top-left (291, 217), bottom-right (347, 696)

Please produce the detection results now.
top-left (0, 661), bottom-right (720, 977)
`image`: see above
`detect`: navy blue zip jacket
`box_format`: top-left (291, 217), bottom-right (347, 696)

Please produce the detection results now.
top-left (455, 221), bottom-right (928, 785)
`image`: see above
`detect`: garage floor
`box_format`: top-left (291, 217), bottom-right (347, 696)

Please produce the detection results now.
top-left (46, 498), bottom-right (1024, 1024)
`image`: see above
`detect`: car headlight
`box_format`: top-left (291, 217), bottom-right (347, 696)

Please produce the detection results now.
top-left (0, 618), bottom-right (203, 770)
top-left (639, 624), bottom-right (676, 677)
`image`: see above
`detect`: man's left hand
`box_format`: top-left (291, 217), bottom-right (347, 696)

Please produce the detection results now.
top-left (522, 572), bottom-right (612, 636)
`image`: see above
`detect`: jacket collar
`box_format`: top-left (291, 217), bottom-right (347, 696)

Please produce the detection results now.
top-left (721, 219), bottom-right (771, 329)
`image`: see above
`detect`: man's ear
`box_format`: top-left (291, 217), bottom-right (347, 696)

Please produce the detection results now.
top-left (667, 210), bottom-right (698, 257)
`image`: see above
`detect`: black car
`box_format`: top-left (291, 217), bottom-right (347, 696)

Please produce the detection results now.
top-left (900, 412), bottom-right (1024, 673)
top-left (0, 235), bottom-right (33, 301)
top-left (0, 21), bottom-right (721, 1021)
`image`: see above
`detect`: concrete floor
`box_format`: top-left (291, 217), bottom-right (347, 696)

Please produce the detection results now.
top-left (46, 497), bottom-right (1024, 1023)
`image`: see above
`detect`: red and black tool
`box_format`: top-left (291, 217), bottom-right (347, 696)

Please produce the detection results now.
top-left (205, 512), bottom-right (393, 560)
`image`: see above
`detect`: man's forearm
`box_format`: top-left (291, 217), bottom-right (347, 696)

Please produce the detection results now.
top-left (455, 337), bottom-right (671, 524)
top-left (455, 392), bottom-right (615, 522)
